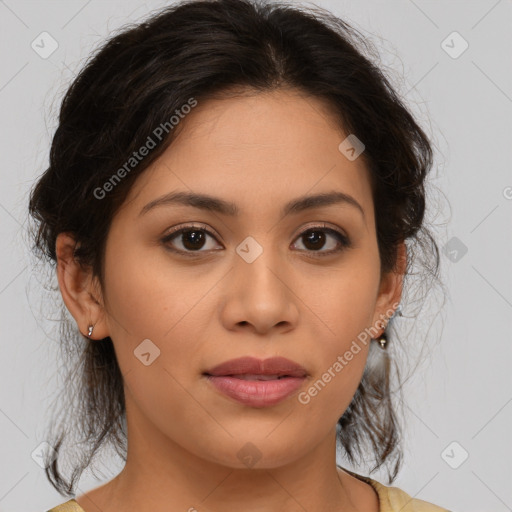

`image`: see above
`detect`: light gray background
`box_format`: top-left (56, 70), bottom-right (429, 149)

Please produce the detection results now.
top-left (1, 1), bottom-right (511, 511)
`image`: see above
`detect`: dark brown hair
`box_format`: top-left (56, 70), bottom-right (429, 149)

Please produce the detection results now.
top-left (28, 0), bottom-right (441, 497)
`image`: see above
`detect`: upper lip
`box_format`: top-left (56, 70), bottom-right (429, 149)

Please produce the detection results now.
top-left (204, 356), bottom-right (308, 378)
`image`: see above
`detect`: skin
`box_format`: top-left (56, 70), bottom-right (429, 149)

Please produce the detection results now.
top-left (56, 88), bottom-right (405, 512)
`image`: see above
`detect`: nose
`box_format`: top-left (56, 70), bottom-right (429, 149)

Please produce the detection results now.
top-left (219, 247), bottom-right (300, 336)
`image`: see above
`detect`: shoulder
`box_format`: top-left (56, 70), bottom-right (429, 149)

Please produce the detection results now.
top-left (46, 499), bottom-right (85, 512)
top-left (368, 478), bottom-right (451, 512)
top-left (340, 467), bottom-right (451, 512)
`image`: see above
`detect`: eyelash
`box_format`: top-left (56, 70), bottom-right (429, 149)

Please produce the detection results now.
top-left (160, 222), bottom-right (352, 258)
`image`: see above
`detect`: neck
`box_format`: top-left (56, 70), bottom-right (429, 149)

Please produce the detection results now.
top-left (76, 398), bottom-right (377, 512)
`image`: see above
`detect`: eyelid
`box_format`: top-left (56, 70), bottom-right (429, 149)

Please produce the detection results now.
top-left (292, 221), bottom-right (348, 240)
top-left (162, 221), bottom-right (347, 242)
top-left (162, 222), bottom-right (222, 241)
top-left (160, 221), bottom-right (350, 256)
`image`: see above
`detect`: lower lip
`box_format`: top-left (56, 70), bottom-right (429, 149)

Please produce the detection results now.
top-left (205, 375), bottom-right (306, 407)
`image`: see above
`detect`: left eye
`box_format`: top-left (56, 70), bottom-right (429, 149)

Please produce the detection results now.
top-left (161, 224), bottom-right (350, 256)
top-left (292, 227), bottom-right (350, 254)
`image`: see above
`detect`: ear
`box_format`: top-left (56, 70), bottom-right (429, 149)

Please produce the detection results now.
top-left (372, 241), bottom-right (407, 333)
top-left (55, 232), bottom-right (110, 340)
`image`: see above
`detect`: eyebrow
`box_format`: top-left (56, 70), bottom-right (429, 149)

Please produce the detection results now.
top-left (139, 190), bottom-right (365, 220)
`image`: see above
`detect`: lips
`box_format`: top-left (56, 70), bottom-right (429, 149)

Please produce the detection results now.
top-left (203, 356), bottom-right (308, 407)
top-left (204, 356), bottom-right (308, 379)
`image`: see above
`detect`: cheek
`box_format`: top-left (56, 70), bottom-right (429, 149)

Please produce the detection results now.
top-left (309, 247), bottom-right (381, 346)
top-left (298, 348), bottom-right (368, 430)
top-left (101, 248), bottom-right (162, 340)
top-left (295, 293), bottom-right (375, 432)
top-left (100, 244), bottom-right (211, 436)
top-left (102, 239), bottom-right (192, 338)
top-left (298, 249), bottom-right (380, 412)
top-left (101, 240), bottom-right (213, 378)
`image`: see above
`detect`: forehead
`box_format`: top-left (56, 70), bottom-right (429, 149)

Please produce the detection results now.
top-left (124, 89), bottom-right (374, 221)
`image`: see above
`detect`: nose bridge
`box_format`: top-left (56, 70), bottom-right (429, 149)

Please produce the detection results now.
top-left (234, 233), bottom-right (285, 297)
top-left (221, 232), bottom-right (298, 333)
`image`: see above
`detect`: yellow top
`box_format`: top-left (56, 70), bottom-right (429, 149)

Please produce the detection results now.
top-left (47, 471), bottom-right (450, 512)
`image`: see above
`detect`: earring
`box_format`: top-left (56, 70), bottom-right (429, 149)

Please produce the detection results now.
top-left (376, 330), bottom-right (388, 349)
top-left (374, 304), bottom-right (402, 349)
top-left (87, 324), bottom-right (94, 338)
top-left (392, 304), bottom-right (403, 318)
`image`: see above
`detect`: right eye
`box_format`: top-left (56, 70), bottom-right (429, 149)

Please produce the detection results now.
top-left (161, 224), bottom-right (223, 255)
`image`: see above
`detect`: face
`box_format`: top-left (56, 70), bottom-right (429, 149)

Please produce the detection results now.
top-left (63, 89), bottom-right (402, 470)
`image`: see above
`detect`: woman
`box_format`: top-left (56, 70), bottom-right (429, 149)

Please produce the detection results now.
top-left (29, 0), bottom-right (448, 510)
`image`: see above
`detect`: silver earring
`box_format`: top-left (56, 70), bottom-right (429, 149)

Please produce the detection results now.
top-left (393, 304), bottom-right (403, 318)
top-left (87, 325), bottom-right (94, 337)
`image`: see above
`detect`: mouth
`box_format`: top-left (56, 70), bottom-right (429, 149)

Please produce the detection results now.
top-left (203, 356), bottom-right (308, 407)
top-left (204, 356), bottom-right (308, 378)
top-left (208, 374), bottom-right (293, 380)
